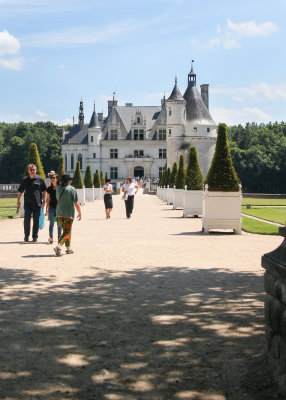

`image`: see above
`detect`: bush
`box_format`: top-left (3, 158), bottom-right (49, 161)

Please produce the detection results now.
top-left (206, 123), bottom-right (240, 191)
top-left (25, 142), bottom-right (46, 179)
top-left (169, 162), bottom-right (178, 188)
top-left (72, 161), bottom-right (84, 189)
top-left (57, 156), bottom-right (65, 180)
top-left (84, 165), bottom-right (93, 188)
top-left (175, 155), bottom-right (185, 189)
top-left (100, 171), bottom-right (104, 187)
top-left (185, 146), bottom-right (204, 190)
top-left (93, 170), bottom-right (101, 188)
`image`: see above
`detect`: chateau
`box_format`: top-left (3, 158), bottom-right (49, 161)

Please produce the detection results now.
top-left (62, 64), bottom-right (217, 181)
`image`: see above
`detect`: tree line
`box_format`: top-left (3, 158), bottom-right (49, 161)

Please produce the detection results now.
top-left (0, 120), bottom-right (285, 193)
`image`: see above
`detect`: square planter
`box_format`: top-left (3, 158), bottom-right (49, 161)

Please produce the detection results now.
top-left (85, 187), bottom-right (94, 201)
top-left (202, 186), bottom-right (242, 234)
top-left (166, 186), bottom-right (174, 205)
top-left (76, 187), bottom-right (86, 206)
top-left (173, 188), bottom-right (184, 210)
top-left (183, 189), bottom-right (204, 217)
top-left (94, 187), bottom-right (103, 200)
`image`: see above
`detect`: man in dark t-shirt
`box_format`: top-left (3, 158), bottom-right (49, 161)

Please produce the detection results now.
top-left (17, 164), bottom-right (47, 242)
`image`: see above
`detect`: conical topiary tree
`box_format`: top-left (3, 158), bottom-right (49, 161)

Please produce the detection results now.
top-left (105, 171), bottom-right (108, 182)
top-left (161, 169), bottom-right (167, 187)
top-left (206, 123), bottom-right (240, 191)
top-left (72, 161), bottom-right (84, 189)
top-left (100, 170), bottom-right (104, 187)
top-left (25, 142), bottom-right (46, 179)
top-left (169, 162), bottom-right (178, 188)
top-left (175, 154), bottom-right (185, 189)
top-left (93, 170), bottom-right (101, 188)
top-left (185, 146), bottom-right (204, 190)
top-left (57, 156), bottom-right (65, 180)
top-left (165, 167), bottom-right (171, 187)
top-left (84, 165), bottom-right (93, 188)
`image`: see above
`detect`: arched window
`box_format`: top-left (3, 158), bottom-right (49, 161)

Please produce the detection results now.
top-left (65, 154), bottom-right (67, 170)
top-left (78, 154), bottom-right (82, 169)
top-left (71, 154), bottom-right (74, 170)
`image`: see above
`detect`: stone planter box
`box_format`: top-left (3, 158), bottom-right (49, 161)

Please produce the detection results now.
top-left (262, 227), bottom-right (286, 394)
top-left (166, 186), bottom-right (174, 205)
top-left (183, 188), bottom-right (204, 217)
top-left (94, 188), bottom-right (103, 200)
top-left (157, 186), bottom-right (162, 199)
top-left (161, 187), bottom-right (167, 202)
top-left (202, 185), bottom-right (242, 234)
top-left (85, 187), bottom-right (94, 201)
top-left (76, 187), bottom-right (85, 205)
top-left (173, 188), bottom-right (184, 210)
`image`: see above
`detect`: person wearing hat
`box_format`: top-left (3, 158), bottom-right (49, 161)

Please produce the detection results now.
top-left (17, 163), bottom-right (46, 242)
top-left (45, 171), bottom-right (62, 244)
top-left (54, 174), bottom-right (82, 256)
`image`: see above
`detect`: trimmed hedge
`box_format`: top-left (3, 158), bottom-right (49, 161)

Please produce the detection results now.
top-left (175, 155), bottom-right (185, 189)
top-left (72, 161), bottom-right (84, 189)
top-left (25, 142), bottom-right (46, 179)
top-left (84, 165), bottom-right (93, 188)
top-left (57, 156), bottom-right (65, 180)
top-left (185, 146), bottom-right (204, 190)
top-left (169, 162), bottom-right (178, 188)
top-left (93, 170), bottom-right (101, 188)
top-left (206, 123), bottom-right (240, 191)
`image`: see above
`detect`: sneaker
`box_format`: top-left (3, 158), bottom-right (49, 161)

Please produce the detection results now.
top-left (54, 245), bottom-right (61, 257)
top-left (66, 249), bottom-right (74, 254)
top-left (32, 238), bottom-right (37, 243)
top-left (24, 237), bottom-right (29, 242)
top-left (48, 237), bottom-right (53, 244)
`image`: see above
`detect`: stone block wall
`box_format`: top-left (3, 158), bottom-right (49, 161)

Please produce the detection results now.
top-left (262, 226), bottom-right (286, 393)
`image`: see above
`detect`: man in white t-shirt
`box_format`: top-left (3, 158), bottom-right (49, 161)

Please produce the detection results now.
top-left (122, 177), bottom-right (139, 218)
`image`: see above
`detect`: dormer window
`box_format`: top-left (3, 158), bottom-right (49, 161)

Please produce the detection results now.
top-left (137, 117), bottom-right (140, 124)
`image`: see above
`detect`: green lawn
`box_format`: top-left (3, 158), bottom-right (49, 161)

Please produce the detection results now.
top-left (242, 207), bottom-right (286, 225)
top-left (242, 197), bottom-right (286, 206)
top-left (0, 198), bottom-right (17, 218)
top-left (242, 216), bottom-right (279, 235)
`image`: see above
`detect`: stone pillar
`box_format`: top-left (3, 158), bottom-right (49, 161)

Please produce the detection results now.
top-left (262, 226), bottom-right (286, 393)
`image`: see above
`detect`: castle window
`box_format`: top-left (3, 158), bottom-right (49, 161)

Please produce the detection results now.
top-left (93, 153), bottom-right (96, 158)
top-left (78, 154), bottom-right (83, 169)
top-left (110, 149), bottom-right (118, 159)
top-left (71, 154), bottom-right (74, 170)
top-left (139, 129), bottom-right (144, 140)
top-left (207, 127), bottom-right (210, 132)
top-left (158, 129), bottom-right (166, 140)
top-left (134, 150), bottom-right (144, 157)
top-left (110, 130), bottom-right (118, 140)
top-left (169, 109), bottom-right (171, 116)
top-left (169, 129), bottom-right (172, 135)
top-left (159, 167), bottom-right (164, 177)
top-left (110, 167), bottom-right (118, 179)
top-left (193, 127), bottom-right (197, 132)
top-left (137, 117), bottom-right (140, 123)
top-left (159, 149), bottom-right (166, 159)
top-left (91, 136), bottom-right (93, 142)
top-left (134, 129), bottom-right (138, 140)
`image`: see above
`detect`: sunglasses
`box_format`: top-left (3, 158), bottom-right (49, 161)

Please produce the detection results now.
top-left (51, 176), bottom-right (56, 179)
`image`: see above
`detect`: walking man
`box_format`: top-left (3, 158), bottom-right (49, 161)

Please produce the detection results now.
top-left (17, 164), bottom-right (47, 242)
top-left (122, 177), bottom-right (139, 218)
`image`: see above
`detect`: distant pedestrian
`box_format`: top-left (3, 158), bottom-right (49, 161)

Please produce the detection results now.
top-left (45, 171), bottom-right (62, 244)
top-left (17, 164), bottom-right (47, 242)
top-left (122, 176), bottom-right (139, 219)
top-left (54, 174), bottom-right (81, 256)
top-left (103, 178), bottom-right (113, 219)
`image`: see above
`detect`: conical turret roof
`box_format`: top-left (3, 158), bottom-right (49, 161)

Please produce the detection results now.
top-left (168, 78), bottom-right (185, 101)
top-left (89, 103), bottom-right (100, 128)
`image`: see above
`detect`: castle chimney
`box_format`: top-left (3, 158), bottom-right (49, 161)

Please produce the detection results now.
top-left (200, 84), bottom-right (209, 110)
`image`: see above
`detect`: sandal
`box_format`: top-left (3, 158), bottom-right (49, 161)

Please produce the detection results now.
top-left (54, 245), bottom-right (61, 257)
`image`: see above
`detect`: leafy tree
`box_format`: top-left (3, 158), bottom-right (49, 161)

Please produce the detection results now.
top-left (206, 123), bottom-right (240, 191)
top-left (25, 142), bottom-right (46, 179)
top-left (57, 156), bottom-right (65, 180)
top-left (169, 162), bottom-right (178, 188)
top-left (72, 161), bottom-right (84, 189)
top-left (84, 165), bottom-right (93, 188)
top-left (185, 146), bottom-right (204, 190)
top-left (100, 170), bottom-right (104, 187)
top-left (93, 170), bottom-right (101, 188)
top-left (175, 155), bottom-right (185, 189)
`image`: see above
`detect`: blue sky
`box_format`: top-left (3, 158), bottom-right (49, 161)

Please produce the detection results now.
top-left (0, 0), bottom-right (285, 126)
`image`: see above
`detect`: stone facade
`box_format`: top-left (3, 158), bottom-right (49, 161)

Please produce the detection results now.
top-left (62, 64), bottom-right (217, 182)
top-left (262, 226), bottom-right (286, 394)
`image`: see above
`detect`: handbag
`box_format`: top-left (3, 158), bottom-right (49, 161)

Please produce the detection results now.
top-left (39, 207), bottom-right (45, 230)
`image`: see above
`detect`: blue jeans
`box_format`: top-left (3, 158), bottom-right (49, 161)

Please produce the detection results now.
top-left (24, 203), bottom-right (41, 239)
top-left (48, 206), bottom-right (62, 238)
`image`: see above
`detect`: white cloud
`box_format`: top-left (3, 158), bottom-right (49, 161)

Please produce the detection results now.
top-left (35, 110), bottom-right (47, 117)
top-left (212, 107), bottom-right (273, 126)
top-left (0, 57), bottom-right (24, 70)
top-left (0, 30), bottom-right (20, 56)
top-left (0, 113), bottom-right (22, 123)
top-left (224, 39), bottom-right (241, 49)
top-left (58, 64), bottom-right (65, 69)
top-left (226, 19), bottom-right (278, 37)
top-left (211, 82), bottom-right (286, 101)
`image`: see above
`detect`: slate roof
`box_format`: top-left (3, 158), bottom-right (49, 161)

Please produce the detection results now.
top-left (63, 124), bottom-right (88, 145)
top-left (168, 80), bottom-right (185, 101)
top-left (183, 84), bottom-right (216, 125)
top-left (112, 106), bottom-right (163, 134)
top-left (89, 109), bottom-right (100, 128)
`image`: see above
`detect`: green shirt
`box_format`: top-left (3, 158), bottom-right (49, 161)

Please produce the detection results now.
top-left (56, 185), bottom-right (78, 219)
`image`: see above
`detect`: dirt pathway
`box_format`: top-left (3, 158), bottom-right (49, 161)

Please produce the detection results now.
top-left (0, 195), bottom-right (283, 399)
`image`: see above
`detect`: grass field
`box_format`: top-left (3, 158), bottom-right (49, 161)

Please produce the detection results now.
top-left (242, 197), bottom-right (286, 206)
top-left (242, 216), bottom-right (279, 235)
top-left (0, 198), bottom-right (17, 218)
top-left (242, 207), bottom-right (286, 225)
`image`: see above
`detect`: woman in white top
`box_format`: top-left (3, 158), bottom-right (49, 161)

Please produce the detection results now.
top-left (103, 178), bottom-right (113, 219)
top-left (122, 177), bottom-right (139, 218)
